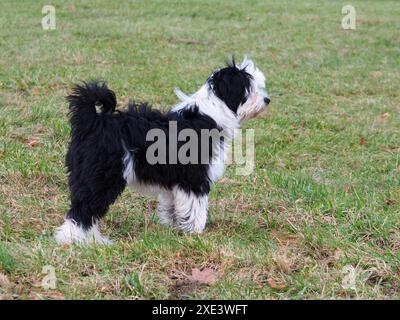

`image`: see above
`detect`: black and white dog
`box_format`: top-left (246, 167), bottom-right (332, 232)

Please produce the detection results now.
top-left (55, 58), bottom-right (270, 244)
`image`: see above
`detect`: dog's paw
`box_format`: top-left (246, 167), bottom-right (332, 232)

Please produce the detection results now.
top-left (54, 219), bottom-right (113, 245)
top-left (158, 214), bottom-right (174, 227)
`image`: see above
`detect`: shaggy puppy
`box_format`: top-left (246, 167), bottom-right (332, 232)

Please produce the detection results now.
top-left (55, 58), bottom-right (270, 244)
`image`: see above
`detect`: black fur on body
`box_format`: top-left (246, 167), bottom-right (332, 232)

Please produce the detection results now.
top-left (64, 62), bottom-right (255, 231)
top-left (66, 82), bottom-right (220, 229)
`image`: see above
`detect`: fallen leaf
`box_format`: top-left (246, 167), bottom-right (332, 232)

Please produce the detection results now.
top-left (359, 137), bottom-right (367, 146)
top-left (189, 268), bottom-right (217, 285)
top-left (386, 199), bottom-right (395, 206)
top-left (27, 138), bottom-right (38, 147)
top-left (267, 277), bottom-right (286, 290)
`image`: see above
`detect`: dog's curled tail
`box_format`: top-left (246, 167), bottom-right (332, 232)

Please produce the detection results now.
top-left (67, 81), bottom-right (117, 131)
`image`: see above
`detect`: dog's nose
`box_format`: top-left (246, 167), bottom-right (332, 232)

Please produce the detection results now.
top-left (264, 97), bottom-right (270, 105)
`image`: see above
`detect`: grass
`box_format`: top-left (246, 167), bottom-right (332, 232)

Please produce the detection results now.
top-left (0, 0), bottom-right (399, 299)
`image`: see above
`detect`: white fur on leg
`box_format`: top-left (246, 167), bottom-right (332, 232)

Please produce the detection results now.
top-left (54, 219), bottom-right (113, 245)
top-left (173, 187), bottom-right (208, 233)
top-left (158, 190), bottom-right (175, 226)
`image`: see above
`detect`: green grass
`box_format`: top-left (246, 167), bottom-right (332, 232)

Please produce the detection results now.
top-left (0, 0), bottom-right (399, 299)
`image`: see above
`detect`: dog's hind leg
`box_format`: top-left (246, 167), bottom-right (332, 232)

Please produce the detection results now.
top-left (172, 187), bottom-right (208, 233)
top-left (55, 183), bottom-right (124, 245)
top-left (158, 189), bottom-right (175, 226)
top-left (55, 152), bottom-right (126, 245)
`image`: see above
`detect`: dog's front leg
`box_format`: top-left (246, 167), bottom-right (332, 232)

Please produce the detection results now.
top-left (173, 187), bottom-right (208, 233)
top-left (158, 190), bottom-right (175, 226)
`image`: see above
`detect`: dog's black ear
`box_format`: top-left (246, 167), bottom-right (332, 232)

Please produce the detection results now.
top-left (209, 65), bottom-right (252, 114)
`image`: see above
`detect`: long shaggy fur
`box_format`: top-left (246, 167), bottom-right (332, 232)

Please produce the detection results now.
top-left (55, 58), bottom-right (270, 244)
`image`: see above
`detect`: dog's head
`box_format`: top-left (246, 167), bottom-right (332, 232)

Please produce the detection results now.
top-left (208, 57), bottom-right (270, 122)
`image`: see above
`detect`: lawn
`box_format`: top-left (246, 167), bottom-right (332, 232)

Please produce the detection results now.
top-left (0, 0), bottom-right (399, 299)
